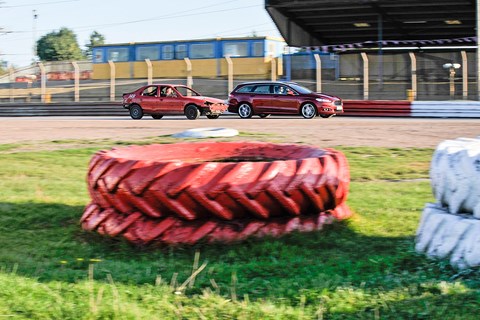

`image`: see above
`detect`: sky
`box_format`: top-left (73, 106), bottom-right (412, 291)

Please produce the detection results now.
top-left (0, 0), bottom-right (282, 67)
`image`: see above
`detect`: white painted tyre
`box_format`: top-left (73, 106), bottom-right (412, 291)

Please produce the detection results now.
top-left (430, 137), bottom-right (480, 217)
top-left (416, 203), bottom-right (480, 269)
top-left (172, 127), bottom-right (239, 139)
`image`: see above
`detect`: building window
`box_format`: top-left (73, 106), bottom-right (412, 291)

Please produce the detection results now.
top-left (162, 45), bottom-right (174, 60)
top-left (252, 42), bottom-right (264, 57)
top-left (107, 48), bottom-right (129, 62)
top-left (93, 49), bottom-right (103, 63)
top-left (136, 46), bottom-right (159, 61)
top-left (175, 44), bottom-right (187, 59)
top-left (223, 42), bottom-right (248, 57)
top-left (190, 43), bottom-right (214, 59)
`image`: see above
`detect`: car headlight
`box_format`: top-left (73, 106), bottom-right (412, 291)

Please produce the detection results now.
top-left (316, 98), bottom-right (332, 103)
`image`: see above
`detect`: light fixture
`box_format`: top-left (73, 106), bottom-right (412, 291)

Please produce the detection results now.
top-left (445, 20), bottom-right (462, 25)
top-left (353, 22), bottom-right (370, 28)
top-left (403, 21), bottom-right (427, 24)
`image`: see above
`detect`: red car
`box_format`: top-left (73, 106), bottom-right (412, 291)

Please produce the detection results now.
top-left (228, 81), bottom-right (343, 119)
top-left (122, 84), bottom-right (227, 120)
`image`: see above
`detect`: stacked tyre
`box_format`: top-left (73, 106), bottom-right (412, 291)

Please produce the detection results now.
top-left (81, 141), bottom-right (352, 245)
top-left (416, 137), bottom-right (480, 269)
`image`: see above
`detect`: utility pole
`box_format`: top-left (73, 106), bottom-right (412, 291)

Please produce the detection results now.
top-left (477, 0), bottom-right (480, 100)
top-left (33, 9), bottom-right (38, 61)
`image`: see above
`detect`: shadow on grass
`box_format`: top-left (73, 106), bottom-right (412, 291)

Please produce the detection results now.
top-left (0, 201), bottom-right (476, 303)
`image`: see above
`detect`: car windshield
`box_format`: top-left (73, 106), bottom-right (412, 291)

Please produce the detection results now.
top-left (287, 83), bottom-right (312, 94)
top-left (174, 86), bottom-right (201, 96)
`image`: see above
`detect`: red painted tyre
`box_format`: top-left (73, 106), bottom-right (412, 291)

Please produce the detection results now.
top-left (86, 142), bottom-right (350, 222)
top-left (81, 202), bottom-right (351, 245)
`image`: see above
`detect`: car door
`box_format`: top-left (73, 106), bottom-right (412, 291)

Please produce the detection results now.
top-left (250, 84), bottom-right (272, 113)
top-left (269, 84), bottom-right (300, 114)
top-left (138, 85), bottom-right (160, 113)
top-left (159, 86), bottom-right (184, 114)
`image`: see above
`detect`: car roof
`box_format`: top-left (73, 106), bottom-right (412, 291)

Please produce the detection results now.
top-left (235, 81), bottom-right (298, 86)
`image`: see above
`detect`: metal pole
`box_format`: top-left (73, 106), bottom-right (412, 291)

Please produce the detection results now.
top-left (9, 67), bottom-right (14, 103)
top-left (360, 52), bottom-right (369, 100)
top-left (477, 0), bottom-right (480, 100)
top-left (461, 51), bottom-right (468, 100)
top-left (145, 58), bottom-right (153, 85)
top-left (409, 52), bottom-right (417, 100)
top-left (225, 56), bottom-right (233, 94)
top-left (32, 10), bottom-right (38, 61)
top-left (271, 56), bottom-right (277, 81)
top-left (378, 13), bottom-right (383, 90)
top-left (72, 61), bottom-right (80, 102)
top-left (313, 53), bottom-right (322, 92)
top-left (108, 60), bottom-right (115, 102)
top-left (38, 62), bottom-right (46, 103)
top-left (449, 67), bottom-right (455, 99)
top-left (184, 57), bottom-right (192, 94)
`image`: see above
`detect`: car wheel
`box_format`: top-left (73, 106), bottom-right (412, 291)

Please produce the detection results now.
top-left (300, 103), bottom-right (316, 119)
top-left (129, 105), bottom-right (143, 120)
top-left (185, 105), bottom-right (200, 120)
top-left (206, 114), bottom-right (220, 119)
top-left (238, 103), bottom-right (253, 119)
top-left (151, 114), bottom-right (164, 119)
top-left (259, 113), bottom-right (271, 118)
top-left (320, 114), bottom-right (334, 119)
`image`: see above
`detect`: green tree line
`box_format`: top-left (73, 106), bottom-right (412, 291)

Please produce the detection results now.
top-left (36, 28), bottom-right (105, 61)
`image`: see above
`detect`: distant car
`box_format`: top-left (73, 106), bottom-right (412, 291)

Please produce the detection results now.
top-left (122, 84), bottom-right (228, 120)
top-left (228, 81), bottom-right (343, 119)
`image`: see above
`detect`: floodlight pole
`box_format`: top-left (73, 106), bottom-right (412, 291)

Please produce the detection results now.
top-left (477, 0), bottom-right (480, 100)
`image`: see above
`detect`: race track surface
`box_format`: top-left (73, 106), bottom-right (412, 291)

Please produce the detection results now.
top-left (0, 115), bottom-right (478, 148)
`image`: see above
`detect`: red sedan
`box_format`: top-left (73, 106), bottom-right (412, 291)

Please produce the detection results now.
top-left (122, 84), bottom-right (227, 120)
top-left (228, 81), bottom-right (343, 119)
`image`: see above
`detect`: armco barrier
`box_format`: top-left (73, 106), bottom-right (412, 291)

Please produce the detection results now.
top-left (342, 100), bottom-right (411, 117)
top-left (0, 100), bottom-right (479, 118)
top-left (411, 101), bottom-right (480, 118)
top-left (0, 102), bottom-right (125, 117)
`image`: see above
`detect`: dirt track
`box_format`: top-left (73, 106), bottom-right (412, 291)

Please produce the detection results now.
top-left (0, 116), bottom-right (478, 148)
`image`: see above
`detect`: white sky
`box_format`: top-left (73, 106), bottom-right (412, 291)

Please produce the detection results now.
top-left (0, 0), bottom-right (282, 67)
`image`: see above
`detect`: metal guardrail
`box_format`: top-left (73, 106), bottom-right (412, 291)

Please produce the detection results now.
top-left (0, 101), bottom-right (479, 118)
top-left (0, 102), bottom-right (126, 117)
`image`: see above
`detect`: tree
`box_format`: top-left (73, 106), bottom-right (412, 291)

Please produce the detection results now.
top-left (84, 31), bottom-right (106, 59)
top-left (36, 27), bottom-right (85, 61)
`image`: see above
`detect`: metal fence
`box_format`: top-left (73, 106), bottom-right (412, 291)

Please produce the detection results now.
top-left (0, 50), bottom-right (477, 103)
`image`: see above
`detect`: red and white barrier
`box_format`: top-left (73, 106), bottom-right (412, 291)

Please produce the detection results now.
top-left (342, 100), bottom-right (480, 118)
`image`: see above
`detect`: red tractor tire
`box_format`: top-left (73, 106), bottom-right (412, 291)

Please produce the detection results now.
top-left (81, 202), bottom-right (352, 245)
top-left (86, 142), bottom-right (350, 222)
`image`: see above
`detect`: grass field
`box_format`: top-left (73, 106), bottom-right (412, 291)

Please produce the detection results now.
top-left (0, 137), bottom-right (479, 319)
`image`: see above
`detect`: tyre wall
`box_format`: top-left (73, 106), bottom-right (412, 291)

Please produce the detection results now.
top-left (416, 137), bottom-right (480, 269)
top-left (81, 141), bottom-right (352, 245)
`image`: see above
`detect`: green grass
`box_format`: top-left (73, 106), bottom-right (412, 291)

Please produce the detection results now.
top-left (0, 140), bottom-right (479, 319)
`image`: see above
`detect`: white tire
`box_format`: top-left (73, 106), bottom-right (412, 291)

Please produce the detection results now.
top-left (172, 127), bottom-right (239, 139)
top-left (430, 137), bottom-right (480, 217)
top-left (416, 203), bottom-right (480, 269)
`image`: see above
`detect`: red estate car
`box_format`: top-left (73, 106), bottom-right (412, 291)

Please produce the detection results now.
top-left (122, 84), bottom-right (227, 120)
top-left (228, 81), bottom-right (343, 119)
